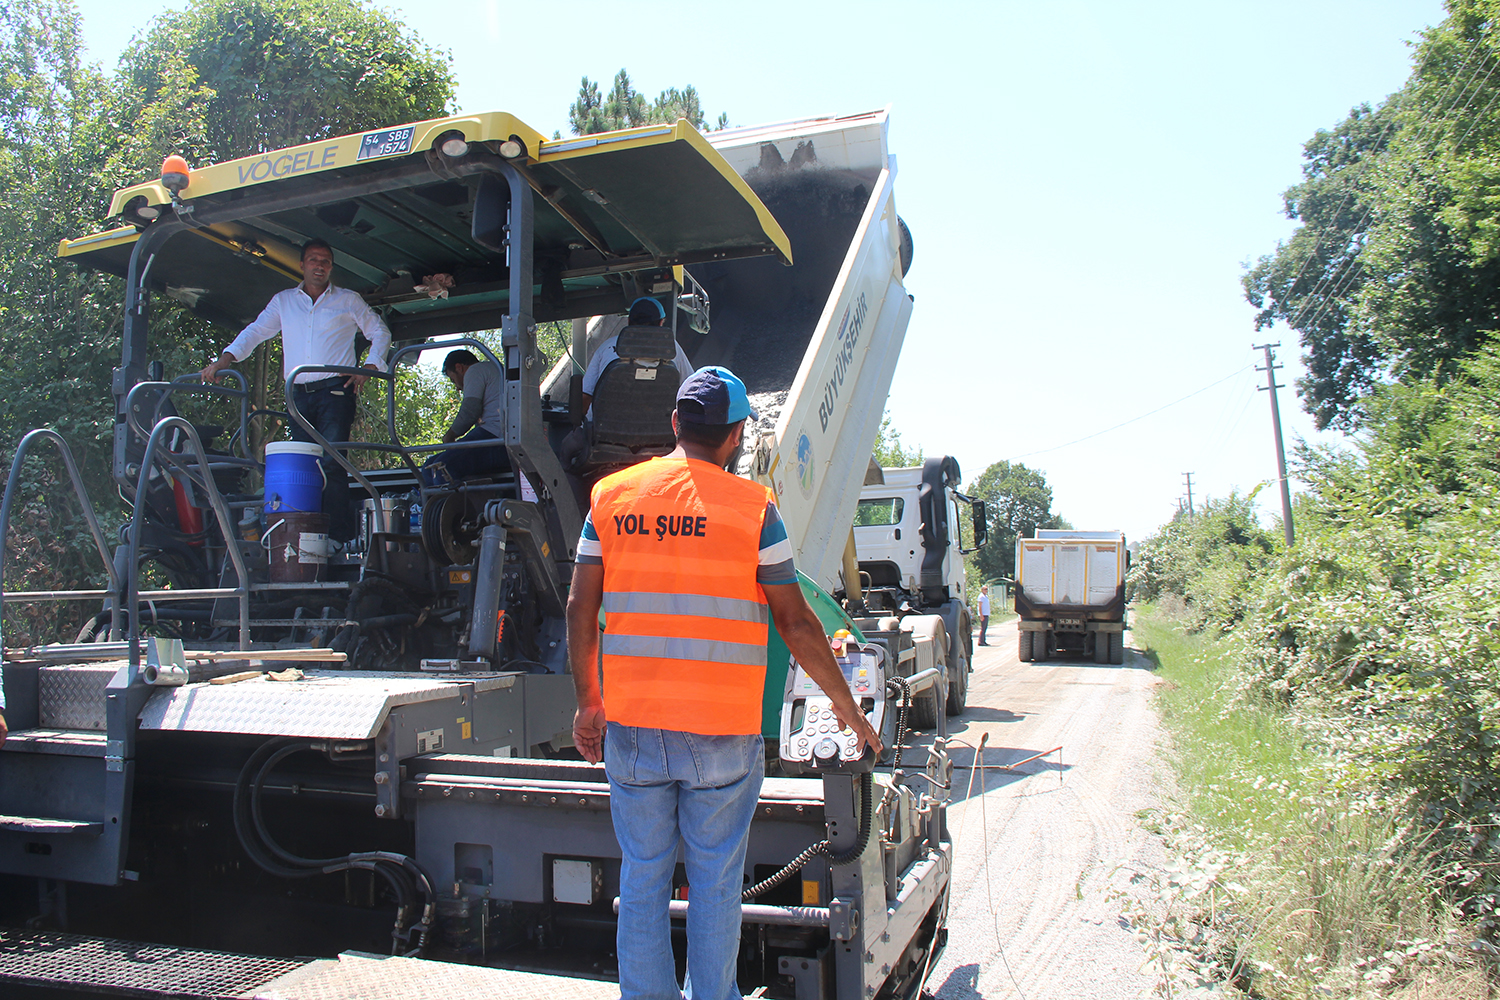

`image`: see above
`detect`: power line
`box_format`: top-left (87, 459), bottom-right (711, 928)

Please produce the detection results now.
top-left (1277, 36), bottom-right (1493, 327)
top-left (1287, 36), bottom-right (1500, 337)
top-left (1196, 366), bottom-right (1257, 455)
top-left (1002, 366), bottom-right (1252, 463)
top-left (1211, 387), bottom-right (1258, 456)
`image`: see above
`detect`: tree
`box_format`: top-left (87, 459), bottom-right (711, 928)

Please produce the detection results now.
top-left (0, 0), bottom-right (129, 643)
top-left (1242, 103), bottom-right (1393, 431)
top-left (116, 0), bottom-right (455, 165)
top-left (964, 460), bottom-right (1056, 585)
top-left (1245, 2), bottom-right (1500, 431)
top-left (872, 412), bottom-right (921, 468)
top-left (568, 69), bottom-right (724, 136)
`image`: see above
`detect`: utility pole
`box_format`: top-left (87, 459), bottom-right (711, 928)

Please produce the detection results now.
top-left (1253, 342), bottom-right (1295, 547)
top-left (1182, 472), bottom-right (1194, 515)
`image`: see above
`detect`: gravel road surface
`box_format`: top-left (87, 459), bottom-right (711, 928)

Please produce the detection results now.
top-left (919, 618), bottom-right (1170, 1000)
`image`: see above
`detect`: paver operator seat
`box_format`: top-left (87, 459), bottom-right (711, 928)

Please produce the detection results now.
top-left (570, 324), bottom-right (683, 477)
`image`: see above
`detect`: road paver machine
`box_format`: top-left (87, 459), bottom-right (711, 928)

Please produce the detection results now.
top-left (0, 109), bottom-right (953, 999)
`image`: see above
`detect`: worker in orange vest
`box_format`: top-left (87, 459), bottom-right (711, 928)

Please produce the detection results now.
top-left (568, 365), bottom-right (880, 1000)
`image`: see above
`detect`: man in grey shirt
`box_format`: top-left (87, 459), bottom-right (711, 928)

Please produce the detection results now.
top-left (423, 350), bottom-right (511, 486)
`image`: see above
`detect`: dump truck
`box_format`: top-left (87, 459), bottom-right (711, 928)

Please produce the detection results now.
top-left (1014, 529), bottom-right (1128, 664)
top-left (0, 109), bottom-right (953, 1000)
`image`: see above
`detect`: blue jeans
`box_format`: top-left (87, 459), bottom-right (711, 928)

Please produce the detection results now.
top-left (605, 723), bottom-right (764, 1000)
top-left (422, 425), bottom-right (510, 487)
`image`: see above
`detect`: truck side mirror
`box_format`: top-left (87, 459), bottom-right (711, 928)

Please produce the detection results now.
top-left (971, 500), bottom-right (987, 548)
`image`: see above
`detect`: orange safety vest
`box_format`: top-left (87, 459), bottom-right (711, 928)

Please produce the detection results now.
top-left (590, 456), bottom-right (773, 735)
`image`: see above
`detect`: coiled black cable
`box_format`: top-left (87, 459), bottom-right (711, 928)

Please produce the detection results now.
top-left (886, 677), bottom-right (913, 770)
top-left (231, 737), bottom-right (436, 955)
top-left (742, 771), bottom-right (873, 900)
top-left (743, 672), bottom-right (922, 901)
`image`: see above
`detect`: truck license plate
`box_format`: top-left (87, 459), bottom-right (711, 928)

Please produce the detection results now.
top-left (357, 126), bottom-right (416, 162)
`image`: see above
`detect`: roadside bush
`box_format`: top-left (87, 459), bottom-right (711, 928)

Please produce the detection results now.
top-left (1132, 607), bottom-right (1478, 998)
top-left (1127, 492), bottom-right (1277, 632)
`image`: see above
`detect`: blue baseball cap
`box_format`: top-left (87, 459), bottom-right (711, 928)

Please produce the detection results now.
top-left (627, 296), bottom-right (666, 322)
top-left (676, 366), bottom-right (758, 425)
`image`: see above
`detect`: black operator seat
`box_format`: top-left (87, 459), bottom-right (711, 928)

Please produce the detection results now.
top-left (574, 324), bottom-right (683, 476)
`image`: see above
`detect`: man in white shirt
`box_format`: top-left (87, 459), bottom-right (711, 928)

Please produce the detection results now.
top-left (978, 584), bottom-right (991, 646)
top-left (200, 239), bottom-right (391, 540)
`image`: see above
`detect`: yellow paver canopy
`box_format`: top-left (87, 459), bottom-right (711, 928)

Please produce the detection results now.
top-left (59, 112), bottom-right (790, 336)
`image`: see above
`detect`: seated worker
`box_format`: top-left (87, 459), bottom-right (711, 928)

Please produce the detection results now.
top-left (561, 296), bottom-right (695, 509)
top-left (422, 349), bottom-right (511, 487)
top-left (579, 295), bottom-right (695, 418)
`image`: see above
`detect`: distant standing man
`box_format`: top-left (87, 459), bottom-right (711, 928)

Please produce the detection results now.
top-left (200, 238), bottom-right (390, 541)
top-left (567, 366), bottom-right (881, 1000)
top-left (978, 584), bottom-right (991, 646)
top-left (424, 349), bottom-right (510, 486)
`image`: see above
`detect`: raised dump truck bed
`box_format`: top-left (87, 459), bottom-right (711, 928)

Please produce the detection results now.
top-left (700, 110), bottom-right (913, 593)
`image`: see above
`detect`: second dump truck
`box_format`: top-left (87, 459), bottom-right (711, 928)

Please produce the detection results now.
top-left (1014, 529), bottom-right (1127, 664)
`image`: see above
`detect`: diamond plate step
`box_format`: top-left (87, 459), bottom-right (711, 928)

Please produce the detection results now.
top-left (39, 664), bottom-right (119, 730)
top-left (0, 931), bottom-right (625, 1000)
top-left (0, 929), bottom-right (303, 997)
top-left (253, 951), bottom-right (623, 1000)
top-left (0, 728), bottom-right (108, 757)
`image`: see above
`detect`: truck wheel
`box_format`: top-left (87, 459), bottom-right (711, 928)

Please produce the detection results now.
top-left (1109, 631), bottom-right (1125, 665)
top-left (945, 646), bottom-right (969, 716)
top-left (1018, 630), bottom-right (1033, 662)
top-left (945, 606), bottom-right (970, 717)
top-left (1093, 633), bottom-right (1109, 664)
top-left (907, 618), bottom-right (944, 730)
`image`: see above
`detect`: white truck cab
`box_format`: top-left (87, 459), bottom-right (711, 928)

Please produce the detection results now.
top-left (844, 456), bottom-right (987, 716)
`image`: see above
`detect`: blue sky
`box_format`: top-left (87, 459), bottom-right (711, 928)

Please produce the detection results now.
top-left (73, 0), bottom-right (1447, 541)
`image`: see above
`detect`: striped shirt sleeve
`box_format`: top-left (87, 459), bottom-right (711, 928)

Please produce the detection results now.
top-left (757, 501), bottom-right (797, 585)
top-left (577, 513), bottom-right (602, 565)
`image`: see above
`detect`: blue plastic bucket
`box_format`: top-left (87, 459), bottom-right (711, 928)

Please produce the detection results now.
top-left (264, 442), bottom-right (325, 513)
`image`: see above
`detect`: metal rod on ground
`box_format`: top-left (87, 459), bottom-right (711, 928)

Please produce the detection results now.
top-left (957, 743), bottom-right (1064, 787)
top-left (1253, 342), bottom-right (1295, 547)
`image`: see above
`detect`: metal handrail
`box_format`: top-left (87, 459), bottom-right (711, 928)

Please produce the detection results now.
top-left (282, 365), bottom-right (412, 534)
top-left (0, 429), bottom-right (124, 649)
top-left (3, 588), bottom-right (240, 603)
top-left (123, 371), bottom-right (253, 464)
top-left (229, 407), bottom-right (292, 459)
top-left (127, 417), bottom-right (251, 663)
top-left (386, 340), bottom-right (502, 443)
top-left (387, 338), bottom-right (509, 504)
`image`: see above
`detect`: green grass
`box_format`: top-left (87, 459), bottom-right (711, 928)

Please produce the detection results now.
top-left (1132, 606), bottom-right (1475, 999)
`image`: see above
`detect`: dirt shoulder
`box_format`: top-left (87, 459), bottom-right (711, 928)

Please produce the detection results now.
top-left (919, 619), bottom-right (1171, 999)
